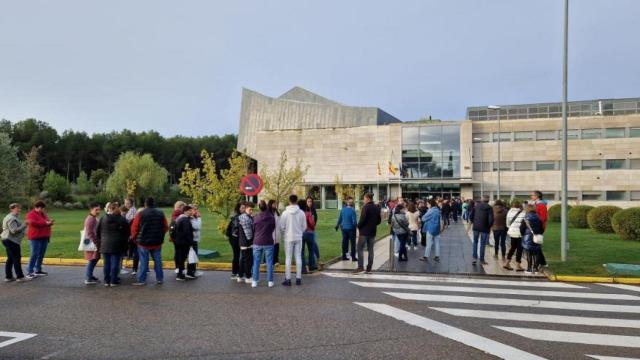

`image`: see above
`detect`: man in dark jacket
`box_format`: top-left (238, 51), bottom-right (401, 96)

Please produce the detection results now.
top-left (355, 193), bottom-right (382, 274)
top-left (469, 195), bottom-right (493, 266)
top-left (441, 200), bottom-right (451, 228)
top-left (131, 197), bottom-right (168, 286)
top-left (175, 206), bottom-right (196, 281)
top-left (97, 204), bottom-right (130, 286)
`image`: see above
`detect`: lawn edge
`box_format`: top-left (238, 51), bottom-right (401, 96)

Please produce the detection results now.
top-left (544, 269), bottom-right (640, 284)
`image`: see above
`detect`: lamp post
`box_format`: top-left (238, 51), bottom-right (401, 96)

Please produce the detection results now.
top-left (488, 105), bottom-right (502, 200)
top-left (561, 0), bottom-right (569, 262)
top-left (473, 137), bottom-right (484, 197)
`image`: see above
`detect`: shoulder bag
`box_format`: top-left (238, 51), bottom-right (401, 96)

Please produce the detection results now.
top-left (524, 219), bottom-right (544, 245)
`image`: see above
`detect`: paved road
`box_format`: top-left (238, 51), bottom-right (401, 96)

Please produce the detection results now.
top-left (1, 267), bottom-right (640, 359)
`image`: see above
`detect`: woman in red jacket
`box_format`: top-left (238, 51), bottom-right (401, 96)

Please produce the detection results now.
top-left (26, 201), bottom-right (54, 277)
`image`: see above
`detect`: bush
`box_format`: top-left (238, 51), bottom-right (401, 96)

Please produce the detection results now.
top-left (612, 208), bottom-right (640, 241)
top-left (52, 201), bottom-right (64, 208)
top-left (587, 206), bottom-right (622, 233)
top-left (64, 202), bottom-right (74, 210)
top-left (568, 205), bottom-right (594, 228)
top-left (42, 171), bottom-right (71, 201)
top-left (73, 201), bottom-right (85, 209)
top-left (92, 191), bottom-right (114, 206)
top-left (548, 203), bottom-right (572, 222)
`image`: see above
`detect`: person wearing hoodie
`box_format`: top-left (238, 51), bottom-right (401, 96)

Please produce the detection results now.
top-left (355, 193), bottom-right (382, 274)
top-left (390, 204), bottom-right (410, 262)
top-left (279, 195), bottom-right (307, 286)
top-left (504, 201), bottom-right (526, 271)
top-left (2, 203), bottom-right (32, 282)
top-left (97, 203), bottom-right (130, 286)
top-left (252, 200), bottom-right (276, 288)
top-left (420, 199), bottom-right (442, 262)
top-left (225, 202), bottom-right (245, 280)
top-left (26, 200), bottom-right (54, 277)
top-left (336, 196), bottom-right (358, 261)
top-left (175, 205), bottom-right (197, 281)
top-left (237, 203), bottom-right (255, 284)
top-left (491, 199), bottom-right (508, 260)
top-left (469, 195), bottom-right (493, 266)
top-left (520, 204), bottom-right (544, 274)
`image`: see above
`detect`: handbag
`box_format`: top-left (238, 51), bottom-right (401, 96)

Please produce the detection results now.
top-left (188, 246), bottom-right (199, 264)
top-left (524, 219), bottom-right (544, 245)
top-left (77, 230), bottom-right (97, 252)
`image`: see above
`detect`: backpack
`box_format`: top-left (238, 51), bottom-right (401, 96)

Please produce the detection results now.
top-left (169, 219), bottom-right (178, 240)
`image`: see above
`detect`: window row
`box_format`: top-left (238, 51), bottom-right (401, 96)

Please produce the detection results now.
top-left (472, 190), bottom-right (640, 202)
top-left (468, 100), bottom-right (640, 121)
top-left (472, 159), bottom-right (640, 172)
top-left (472, 127), bottom-right (640, 143)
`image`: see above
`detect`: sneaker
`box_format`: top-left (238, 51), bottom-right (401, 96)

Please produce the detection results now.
top-left (481, 261), bottom-right (489, 266)
top-left (90, 276), bottom-right (100, 282)
top-left (120, 268), bottom-right (129, 275)
top-left (237, 277), bottom-right (244, 283)
top-left (394, 253), bottom-right (399, 258)
top-left (16, 276), bottom-right (32, 282)
top-left (156, 280), bottom-right (163, 285)
top-left (132, 271), bottom-right (137, 276)
top-left (110, 283), bottom-right (119, 287)
top-left (351, 258), bottom-right (358, 262)
top-left (35, 271), bottom-right (48, 277)
top-left (472, 260), bottom-right (477, 265)
top-left (524, 271), bottom-right (533, 275)
top-left (274, 262), bottom-right (280, 266)
top-left (282, 279), bottom-right (292, 286)
top-left (132, 282), bottom-right (146, 286)
top-left (195, 271), bottom-right (204, 277)
top-left (185, 274), bottom-right (197, 280)
top-left (230, 274), bottom-right (238, 280)
top-left (174, 268), bottom-right (179, 274)
top-left (515, 264), bottom-right (525, 272)
top-left (176, 277), bottom-right (186, 281)
top-left (85, 279), bottom-right (98, 285)
top-left (503, 263), bottom-right (514, 271)
top-left (365, 269), bottom-right (372, 274)
top-left (251, 281), bottom-right (258, 288)
top-left (434, 256), bottom-right (440, 262)
top-left (4, 278), bottom-right (15, 282)
top-left (419, 257), bottom-right (428, 262)
top-left (353, 267), bottom-right (365, 274)
top-left (27, 272), bottom-right (37, 279)
top-left (295, 278), bottom-right (302, 286)
top-left (104, 283), bottom-right (111, 287)
top-left (341, 256), bottom-right (349, 261)
top-left (268, 281), bottom-right (274, 288)
top-left (244, 278), bottom-right (252, 284)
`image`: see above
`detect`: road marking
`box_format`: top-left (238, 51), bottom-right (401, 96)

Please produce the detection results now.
top-left (383, 292), bottom-right (640, 313)
top-left (354, 302), bottom-right (546, 360)
top-left (587, 355), bottom-right (640, 360)
top-left (323, 272), bottom-right (584, 288)
top-left (431, 307), bottom-right (640, 329)
top-left (598, 284), bottom-right (640, 293)
top-left (0, 331), bottom-right (37, 349)
top-left (495, 326), bottom-right (640, 348)
top-left (350, 281), bottom-right (640, 300)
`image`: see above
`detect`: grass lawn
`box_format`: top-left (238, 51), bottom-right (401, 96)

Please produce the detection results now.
top-left (0, 208), bottom-right (388, 264)
top-left (543, 221), bottom-right (640, 277)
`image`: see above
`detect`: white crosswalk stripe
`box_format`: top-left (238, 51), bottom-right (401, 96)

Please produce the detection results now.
top-left (336, 271), bottom-right (640, 358)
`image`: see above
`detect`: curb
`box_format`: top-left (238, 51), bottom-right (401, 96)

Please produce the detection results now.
top-left (544, 270), bottom-right (640, 284)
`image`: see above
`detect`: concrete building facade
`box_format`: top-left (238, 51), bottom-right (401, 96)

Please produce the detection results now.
top-left (238, 87), bottom-right (640, 209)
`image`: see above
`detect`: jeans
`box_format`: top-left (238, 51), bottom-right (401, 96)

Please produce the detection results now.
top-left (425, 233), bottom-right (441, 258)
top-left (137, 246), bottom-right (163, 283)
top-left (252, 245), bottom-right (274, 282)
top-left (27, 238), bottom-right (49, 274)
top-left (507, 237), bottom-right (523, 263)
top-left (311, 232), bottom-right (320, 260)
top-left (462, 210), bottom-right (469, 221)
top-left (2, 240), bottom-right (24, 279)
top-left (393, 233), bottom-right (400, 254)
top-left (472, 231), bottom-right (489, 262)
top-left (229, 236), bottom-right (240, 276)
top-left (397, 233), bottom-right (408, 261)
top-left (357, 235), bottom-right (376, 271)
top-left (302, 231), bottom-right (317, 271)
top-left (341, 228), bottom-right (357, 259)
top-left (493, 230), bottom-right (507, 257)
top-left (410, 231), bottom-right (418, 247)
top-left (284, 240), bottom-right (302, 280)
top-left (86, 258), bottom-right (99, 280)
top-left (103, 253), bottom-right (121, 284)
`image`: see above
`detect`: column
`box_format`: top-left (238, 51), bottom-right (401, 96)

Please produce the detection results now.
top-left (320, 185), bottom-right (326, 210)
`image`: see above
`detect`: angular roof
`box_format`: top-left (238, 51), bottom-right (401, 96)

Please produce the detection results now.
top-left (277, 86), bottom-right (342, 106)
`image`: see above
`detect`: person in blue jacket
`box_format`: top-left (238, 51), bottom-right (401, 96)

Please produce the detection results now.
top-left (336, 197), bottom-right (358, 261)
top-left (420, 199), bottom-right (442, 262)
top-left (520, 204), bottom-right (544, 274)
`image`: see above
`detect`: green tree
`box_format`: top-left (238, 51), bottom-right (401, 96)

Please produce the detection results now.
top-left (90, 169), bottom-right (109, 190)
top-left (0, 133), bottom-right (27, 205)
top-left (106, 152), bottom-right (169, 200)
top-left (23, 146), bottom-right (44, 199)
top-left (42, 170), bottom-right (71, 201)
top-left (75, 171), bottom-right (94, 194)
top-left (260, 151), bottom-right (308, 208)
top-left (179, 150), bottom-right (249, 234)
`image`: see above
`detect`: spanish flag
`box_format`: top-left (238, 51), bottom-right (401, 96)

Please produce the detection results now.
top-left (388, 161), bottom-right (398, 175)
top-left (377, 162), bottom-right (382, 176)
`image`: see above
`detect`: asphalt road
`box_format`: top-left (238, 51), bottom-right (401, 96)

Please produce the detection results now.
top-left (1, 266), bottom-right (639, 359)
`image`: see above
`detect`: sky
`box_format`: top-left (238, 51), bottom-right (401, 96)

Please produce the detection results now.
top-left (1, 0), bottom-right (639, 137)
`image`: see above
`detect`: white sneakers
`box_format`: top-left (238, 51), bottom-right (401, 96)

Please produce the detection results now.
top-left (244, 278), bottom-right (252, 284)
top-left (268, 281), bottom-right (274, 288)
top-left (236, 276), bottom-right (244, 283)
top-left (251, 281), bottom-right (258, 288)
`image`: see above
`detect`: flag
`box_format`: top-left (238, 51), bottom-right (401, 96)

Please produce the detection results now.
top-left (377, 162), bottom-right (382, 176)
top-left (388, 161), bottom-right (398, 175)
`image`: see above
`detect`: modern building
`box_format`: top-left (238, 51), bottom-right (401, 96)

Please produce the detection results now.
top-left (238, 87), bottom-right (640, 208)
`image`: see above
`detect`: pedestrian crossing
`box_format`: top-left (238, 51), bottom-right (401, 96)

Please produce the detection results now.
top-left (325, 272), bottom-right (640, 359)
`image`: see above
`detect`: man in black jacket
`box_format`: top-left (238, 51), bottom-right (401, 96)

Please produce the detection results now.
top-left (174, 205), bottom-right (196, 281)
top-left (355, 193), bottom-right (382, 274)
top-left (469, 195), bottom-right (493, 266)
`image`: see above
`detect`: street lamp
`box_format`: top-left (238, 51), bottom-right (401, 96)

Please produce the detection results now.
top-left (561, 0), bottom-right (569, 262)
top-left (473, 137), bottom-right (484, 198)
top-left (488, 105), bottom-right (501, 200)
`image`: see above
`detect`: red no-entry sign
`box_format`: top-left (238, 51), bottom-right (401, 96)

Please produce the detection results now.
top-left (240, 174), bottom-right (263, 196)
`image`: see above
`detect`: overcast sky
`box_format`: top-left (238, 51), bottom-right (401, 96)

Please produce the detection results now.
top-left (1, 1), bottom-right (638, 136)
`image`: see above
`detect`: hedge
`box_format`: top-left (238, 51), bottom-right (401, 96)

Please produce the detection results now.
top-left (568, 205), bottom-right (595, 228)
top-left (548, 203), bottom-right (572, 222)
top-left (587, 206), bottom-right (622, 233)
top-left (611, 207), bottom-right (640, 241)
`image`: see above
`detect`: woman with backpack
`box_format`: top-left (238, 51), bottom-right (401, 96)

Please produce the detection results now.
top-left (504, 201), bottom-right (525, 271)
top-left (520, 204), bottom-right (544, 274)
top-left (390, 204), bottom-right (410, 262)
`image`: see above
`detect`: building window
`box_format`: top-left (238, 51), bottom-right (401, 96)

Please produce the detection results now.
top-left (582, 191), bottom-right (603, 201)
top-left (543, 192), bottom-right (556, 201)
top-left (581, 128), bottom-right (602, 139)
top-left (567, 129), bottom-right (580, 139)
top-left (473, 162), bottom-right (491, 172)
top-left (492, 132), bottom-right (512, 142)
top-left (631, 159), bottom-right (640, 169)
top-left (581, 160), bottom-right (602, 170)
top-left (567, 160), bottom-right (578, 170)
top-left (514, 131), bottom-right (534, 141)
top-left (606, 159), bottom-right (626, 170)
top-left (630, 128), bottom-right (640, 138)
top-left (473, 133), bottom-right (490, 142)
top-left (606, 191), bottom-right (626, 201)
top-left (514, 161), bottom-right (534, 171)
top-left (560, 191), bottom-right (579, 200)
top-left (493, 162), bottom-right (512, 171)
top-left (605, 128), bottom-right (625, 138)
top-left (631, 191), bottom-right (640, 201)
top-left (536, 161), bottom-right (556, 170)
top-left (513, 191), bottom-right (530, 201)
top-left (536, 130), bottom-right (556, 140)
top-left (402, 127), bottom-right (420, 145)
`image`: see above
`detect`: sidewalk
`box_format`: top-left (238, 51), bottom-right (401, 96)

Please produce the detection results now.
top-left (327, 236), bottom-right (391, 271)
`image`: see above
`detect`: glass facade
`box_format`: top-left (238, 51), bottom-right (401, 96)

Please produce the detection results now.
top-left (401, 125), bottom-right (460, 179)
top-left (401, 183), bottom-right (461, 201)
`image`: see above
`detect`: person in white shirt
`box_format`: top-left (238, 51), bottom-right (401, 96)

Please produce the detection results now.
top-left (189, 204), bottom-right (203, 277)
top-left (504, 200), bottom-right (526, 271)
top-left (278, 194), bottom-right (307, 286)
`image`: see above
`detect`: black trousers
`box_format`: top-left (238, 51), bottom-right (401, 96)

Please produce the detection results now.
top-left (2, 240), bottom-right (24, 279)
top-left (537, 248), bottom-right (547, 266)
top-left (173, 242), bottom-right (179, 269)
top-left (507, 237), bottom-right (523, 263)
top-left (526, 249), bottom-right (539, 272)
top-left (128, 239), bottom-right (139, 272)
top-left (239, 248), bottom-right (253, 279)
top-left (420, 231), bottom-right (427, 247)
top-left (229, 236), bottom-right (240, 275)
top-left (273, 243), bottom-right (280, 264)
top-left (175, 243), bottom-right (193, 277)
top-left (397, 233), bottom-right (408, 261)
